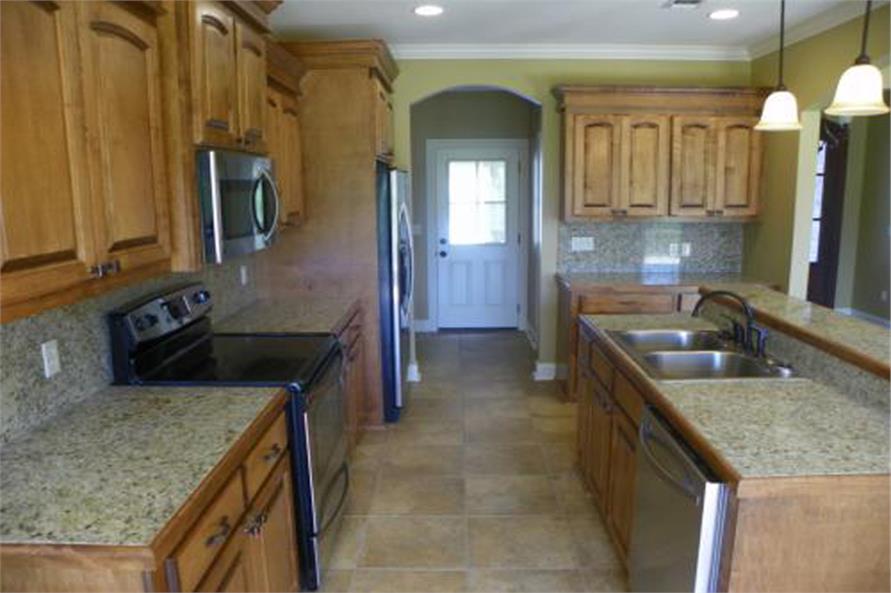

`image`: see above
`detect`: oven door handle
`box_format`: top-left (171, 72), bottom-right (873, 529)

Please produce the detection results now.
top-left (319, 462), bottom-right (350, 535)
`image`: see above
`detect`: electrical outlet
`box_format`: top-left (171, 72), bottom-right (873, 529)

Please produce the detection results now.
top-left (881, 290), bottom-right (888, 303)
top-left (570, 236), bottom-right (595, 252)
top-left (239, 265), bottom-right (249, 286)
top-left (681, 243), bottom-right (692, 257)
top-left (669, 243), bottom-right (679, 257)
top-left (41, 340), bottom-right (61, 379)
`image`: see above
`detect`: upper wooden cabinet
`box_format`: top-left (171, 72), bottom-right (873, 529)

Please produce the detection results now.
top-left (555, 86), bottom-right (765, 221)
top-left (0, 0), bottom-right (172, 322)
top-left (190, 1), bottom-right (267, 151)
top-left (1, 1), bottom-right (98, 308)
top-left (670, 115), bottom-right (761, 218)
top-left (373, 76), bottom-right (394, 160)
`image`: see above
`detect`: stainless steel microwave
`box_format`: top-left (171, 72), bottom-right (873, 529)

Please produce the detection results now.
top-left (197, 149), bottom-right (280, 264)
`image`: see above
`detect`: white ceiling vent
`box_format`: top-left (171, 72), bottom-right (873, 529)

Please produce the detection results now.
top-left (662, 0), bottom-right (704, 9)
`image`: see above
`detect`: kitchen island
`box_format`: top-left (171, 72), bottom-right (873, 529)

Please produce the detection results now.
top-left (575, 312), bottom-right (889, 592)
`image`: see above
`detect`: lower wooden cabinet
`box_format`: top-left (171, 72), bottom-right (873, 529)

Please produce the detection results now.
top-left (339, 306), bottom-right (366, 453)
top-left (578, 369), bottom-right (613, 511)
top-left (606, 410), bottom-right (638, 561)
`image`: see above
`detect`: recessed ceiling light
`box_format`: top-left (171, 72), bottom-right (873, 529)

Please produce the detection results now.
top-left (414, 4), bottom-right (443, 17)
top-left (709, 8), bottom-right (739, 20)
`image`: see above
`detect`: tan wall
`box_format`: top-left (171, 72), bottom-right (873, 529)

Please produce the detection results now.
top-left (744, 5), bottom-right (890, 292)
top-left (409, 90), bottom-right (539, 323)
top-left (392, 59), bottom-right (751, 363)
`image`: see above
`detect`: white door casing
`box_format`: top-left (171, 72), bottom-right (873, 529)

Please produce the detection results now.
top-left (428, 140), bottom-right (527, 329)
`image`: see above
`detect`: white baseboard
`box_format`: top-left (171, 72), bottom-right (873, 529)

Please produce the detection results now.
top-left (835, 307), bottom-right (891, 328)
top-left (407, 363), bottom-right (422, 382)
top-left (412, 318), bottom-right (437, 333)
top-left (532, 361), bottom-right (556, 381)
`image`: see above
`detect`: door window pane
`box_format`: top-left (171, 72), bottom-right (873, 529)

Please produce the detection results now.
top-left (448, 160), bottom-right (506, 245)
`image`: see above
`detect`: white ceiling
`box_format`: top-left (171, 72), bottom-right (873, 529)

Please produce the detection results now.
top-left (270, 0), bottom-right (884, 61)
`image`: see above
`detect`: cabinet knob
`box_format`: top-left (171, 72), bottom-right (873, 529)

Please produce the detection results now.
top-left (205, 517), bottom-right (232, 547)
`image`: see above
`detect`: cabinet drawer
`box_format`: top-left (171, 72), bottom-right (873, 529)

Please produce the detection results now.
top-left (244, 414), bottom-right (289, 501)
top-left (579, 293), bottom-right (677, 314)
top-left (173, 470), bottom-right (246, 592)
top-left (589, 341), bottom-right (614, 391)
top-left (614, 372), bottom-right (645, 426)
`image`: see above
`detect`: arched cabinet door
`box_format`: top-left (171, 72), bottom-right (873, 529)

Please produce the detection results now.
top-left (77, 1), bottom-right (171, 274)
top-left (571, 114), bottom-right (623, 218)
top-left (715, 117), bottom-right (761, 218)
top-left (620, 115), bottom-right (670, 217)
top-left (0, 0), bottom-right (98, 312)
top-left (192, 1), bottom-right (238, 146)
top-left (236, 21), bottom-right (267, 152)
top-left (670, 116), bottom-right (717, 218)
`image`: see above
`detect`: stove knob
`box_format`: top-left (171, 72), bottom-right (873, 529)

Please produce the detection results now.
top-left (145, 313), bottom-right (159, 327)
top-left (133, 317), bottom-right (146, 331)
top-left (193, 290), bottom-right (211, 305)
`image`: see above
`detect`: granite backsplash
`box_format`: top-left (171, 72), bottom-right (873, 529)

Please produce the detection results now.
top-left (0, 254), bottom-right (261, 444)
top-left (558, 221), bottom-right (743, 274)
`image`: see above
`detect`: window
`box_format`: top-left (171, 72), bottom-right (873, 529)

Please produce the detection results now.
top-left (809, 140), bottom-right (827, 263)
top-left (447, 160), bottom-right (507, 245)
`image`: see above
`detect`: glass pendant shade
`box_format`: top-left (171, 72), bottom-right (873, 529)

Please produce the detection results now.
top-left (825, 62), bottom-right (890, 116)
top-left (756, 89), bottom-right (802, 130)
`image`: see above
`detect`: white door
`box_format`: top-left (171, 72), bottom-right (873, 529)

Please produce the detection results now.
top-left (435, 145), bottom-right (522, 329)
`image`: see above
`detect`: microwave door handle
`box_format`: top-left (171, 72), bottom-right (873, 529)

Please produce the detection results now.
top-left (260, 169), bottom-right (281, 243)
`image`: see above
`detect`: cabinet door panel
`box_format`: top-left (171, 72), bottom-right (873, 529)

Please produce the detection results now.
top-left (622, 115), bottom-right (670, 216)
top-left (670, 117), bottom-right (715, 217)
top-left (260, 467), bottom-right (299, 593)
top-left (193, 1), bottom-right (237, 145)
top-left (266, 89), bottom-right (284, 201)
top-left (607, 411), bottom-right (637, 561)
top-left (716, 117), bottom-right (761, 217)
top-left (78, 1), bottom-right (170, 272)
top-left (236, 22), bottom-right (266, 151)
top-left (572, 115), bottom-right (622, 217)
top-left (0, 0), bottom-right (97, 305)
top-left (281, 96), bottom-right (304, 223)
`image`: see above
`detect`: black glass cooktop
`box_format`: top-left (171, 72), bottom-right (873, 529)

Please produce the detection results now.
top-left (140, 333), bottom-right (338, 390)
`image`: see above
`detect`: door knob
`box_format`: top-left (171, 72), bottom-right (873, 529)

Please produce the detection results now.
top-left (439, 238), bottom-right (447, 245)
top-left (439, 251), bottom-right (448, 258)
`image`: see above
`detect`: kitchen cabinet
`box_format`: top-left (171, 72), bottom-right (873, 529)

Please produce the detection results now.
top-left (555, 86), bottom-right (765, 221)
top-left (191, 1), bottom-right (267, 151)
top-left (577, 365), bottom-right (613, 513)
top-left (670, 115), bottom-right (761, 218)
top-left (0, 0), bottom-right (172, 323)
top-left (279, 94), bottom-right (305, 223)
top-left (338, 305), bottom-right (366, 452)
top-left (606, 410), bottom-right (637, 561)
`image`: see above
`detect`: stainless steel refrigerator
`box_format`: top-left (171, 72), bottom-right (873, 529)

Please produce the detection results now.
top-left (376, 160), bottom-right (413, 422)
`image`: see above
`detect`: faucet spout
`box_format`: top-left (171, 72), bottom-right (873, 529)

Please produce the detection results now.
top-left (691, 290), bottom-right (765, 356)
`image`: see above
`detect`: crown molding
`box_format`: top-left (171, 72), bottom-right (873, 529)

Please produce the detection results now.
top-left (748, 0), bottom-right (887, 60)
top-left (391, 43), bottom-right (751, 62)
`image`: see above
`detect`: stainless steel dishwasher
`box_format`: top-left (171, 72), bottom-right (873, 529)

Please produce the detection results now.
top-left (630, 408), bottom-right (729, 593)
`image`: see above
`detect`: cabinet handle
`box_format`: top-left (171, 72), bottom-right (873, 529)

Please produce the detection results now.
top-left (262, 443), bottom-right (283, 463)
top-left (243, 512), bottom-right (268, 537)
top-left (89, 260), bottom-right (121, 279)
top-left (205, 517), bottom-right (232, 547)
top-left (714, 209), bottom-right (724, 216)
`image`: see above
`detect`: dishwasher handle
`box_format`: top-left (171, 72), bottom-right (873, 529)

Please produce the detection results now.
top-left (639, 417), bottom-right (701, 504)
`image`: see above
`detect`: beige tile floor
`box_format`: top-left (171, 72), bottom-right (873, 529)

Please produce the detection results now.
top-left (324, 331), bottom-right (628, 592)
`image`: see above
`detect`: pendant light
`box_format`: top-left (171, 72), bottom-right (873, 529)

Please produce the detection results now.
top-left (756, 0), bottom-right (802, 131)
top-left (825, 0), bottom-right (890, 117)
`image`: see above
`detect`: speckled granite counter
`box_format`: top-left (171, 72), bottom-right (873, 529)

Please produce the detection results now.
top-left (557, 272), bottom-right (762, 291)
top-left (702, 283), bottom-right (891, 370)
top-left (583, 313), bottom-right (890, 479)
top-left (216, 295), bottom-right (359, 334)
top-left (0, 386), bottom-right (279, 545)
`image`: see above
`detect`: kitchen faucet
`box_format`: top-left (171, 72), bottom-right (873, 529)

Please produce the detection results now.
top-left (691, 290), bottom-right (768, 357)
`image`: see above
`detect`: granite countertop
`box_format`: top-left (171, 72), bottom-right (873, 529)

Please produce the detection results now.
top-left (583, 313), bottom-right (890, 479)
top-left (557, 272), bottom-right (761, 290)
top-left (0, 386), bottom-right (280, 546)
top-left (216, 295), bottom-right (359, 334)
top-left (702, 283), bottom-right (891, 369)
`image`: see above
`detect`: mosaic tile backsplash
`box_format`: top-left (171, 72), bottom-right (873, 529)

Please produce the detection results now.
top-left (0, 255), bottom-right (261, 444)
top-left (558, 221), bottom-right (743, 274)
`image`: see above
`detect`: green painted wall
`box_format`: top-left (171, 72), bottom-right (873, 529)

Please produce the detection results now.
top-left (744, 5), bottom-right (890, 292)
top-left (851, 112), bottom-right (890, 320)
top-left (392, 59), bottom-right (751, 362)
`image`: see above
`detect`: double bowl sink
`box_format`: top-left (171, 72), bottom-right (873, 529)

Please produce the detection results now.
top-left (607, 329), bottom-right (796, 381)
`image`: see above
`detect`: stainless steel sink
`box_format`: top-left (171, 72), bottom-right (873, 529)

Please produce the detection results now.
top-left (639, 351), bottom-right (796, 380)
top-left (608, 330), bottom-right (729, 353)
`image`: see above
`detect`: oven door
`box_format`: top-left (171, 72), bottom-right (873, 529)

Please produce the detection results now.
top-left (197, 150), bottom-right (280, 263)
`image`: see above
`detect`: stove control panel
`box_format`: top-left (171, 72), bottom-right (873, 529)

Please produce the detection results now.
top-left (110, 283), bottom-right (214, 345)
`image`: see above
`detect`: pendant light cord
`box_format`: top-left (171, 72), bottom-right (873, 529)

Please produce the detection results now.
top-left (777, 0), bottom-right (786, 89)
top-left (857, 0), bottom-right (873, 64)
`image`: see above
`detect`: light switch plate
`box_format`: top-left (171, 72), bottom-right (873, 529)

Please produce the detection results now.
top-left (669, 243), bottom-right (679, 257)
top-left (41, 340), bottom-right (61, 378)
top-left (681, 243), bottom-right (692, 257)
top-left (239, 265), bottom-right (249, 286)
top-left (570, 236), bottom-right (595, 252)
